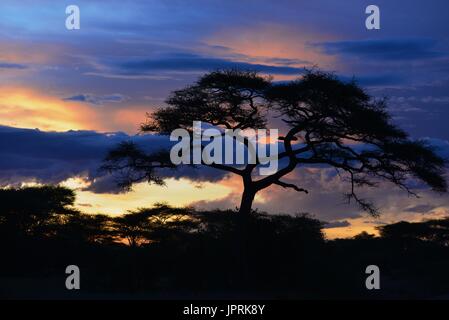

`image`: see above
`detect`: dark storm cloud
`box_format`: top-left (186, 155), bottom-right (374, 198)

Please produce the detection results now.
top-left (116, 54), bottom-right (306, 75)
top-left (404, 204), bottom-right (436, 213)
top-left (314, 39), bottom-right (446, 61)
top-left (2, 124), bottom-right (449, 220)
top-left (258, 57), bottom-right (311, 66)
top-left (323, 220), bottom-right (351, 229)
top-left (1, 125), bottom-right (447, 197)
top-left (0, 126), bottom-right (228, 193)
top-left (339, 74), bottom-right (405, 86)
top-left (363, 220), bottom-right (387, 225)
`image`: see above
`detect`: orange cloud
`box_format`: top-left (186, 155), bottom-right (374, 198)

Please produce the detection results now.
top-left (205, 23), bottom-right (337, 80)
top-left (112, 108), bottom-right (149, 133)
top-left (0, 39), bottom-right (73, 65)
top-left (0, 86), bottom-right (158, 133)
top-left (59, 177), bottom-right (234, 215)
top-left (0, 86), bottom-right (101, 131)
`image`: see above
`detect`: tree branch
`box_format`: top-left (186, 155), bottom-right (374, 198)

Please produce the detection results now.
top-left (274, 180), bottom-right (308, 193)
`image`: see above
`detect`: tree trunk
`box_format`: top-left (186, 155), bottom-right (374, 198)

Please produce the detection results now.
top-left (234, 186), bottom-right (255, 288)
top-left (238, 188), bottom-right (255, 215)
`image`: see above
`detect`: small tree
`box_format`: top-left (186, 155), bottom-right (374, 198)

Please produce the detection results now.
top-left (378, 218), bottom-right (449, 246)
top-left (103, 70), bottom-right (447, 216)
top-left (0, 185), bottom-right (76, 236)
top-left (113, 209), bottom-right (153, 247)
top-left (112, 204), bottom-right (198, 246)
top-left (60, 212), bottom-right (115, 244)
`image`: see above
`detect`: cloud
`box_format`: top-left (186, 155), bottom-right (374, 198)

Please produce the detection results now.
top-left (0, 86), bottom-right (102, 132)
top-left (391, 96), bottom-right (449, 104)
top-left (313, 39), bottom-right (446, 61)
top-left (258, 57), bottom-right (310, 66)
top-left (63, 93), bottom-right (128, 105)
top-left (323, 220), bottom-right (351, 229)
top-left (0, 125), bottom-right (228, 194)
top-left (115, 53), bottom-right (306, 75)
top-left (1, 124), bottom-right (448, 230)
top-left (339, 74), bottom-right (405, 87)
top-left (363, 220), bottom-right (387, 225)
top-left (0, 62), bottom-right (27, 69)
top-left (1, 121), bottom-right (448, 217)
top-left (404, 204), bottom-right (436, 213)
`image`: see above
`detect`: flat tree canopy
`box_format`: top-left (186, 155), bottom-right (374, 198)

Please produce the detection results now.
top-left (103, 69), bottom-right (447, 216)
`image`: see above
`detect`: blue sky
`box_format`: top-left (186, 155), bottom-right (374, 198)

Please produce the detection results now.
top-left (1, 1), bottom-right (448, 136)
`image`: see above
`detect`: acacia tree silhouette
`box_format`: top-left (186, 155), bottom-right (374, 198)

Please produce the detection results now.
top-left (0, 185), bottom-right (77, 236)
top-left (102, 70), bottom-right (447, 216)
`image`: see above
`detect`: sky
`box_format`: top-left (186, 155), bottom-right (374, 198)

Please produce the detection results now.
top-left (1, 0), bottom-right (449, 238)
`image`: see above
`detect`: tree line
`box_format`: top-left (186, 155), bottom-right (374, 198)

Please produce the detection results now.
top-left (1, 185), bottom-right (448, 298)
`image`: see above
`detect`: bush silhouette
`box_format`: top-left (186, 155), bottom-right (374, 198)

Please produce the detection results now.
top-left (1, 186), bottom-right (448, 298)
